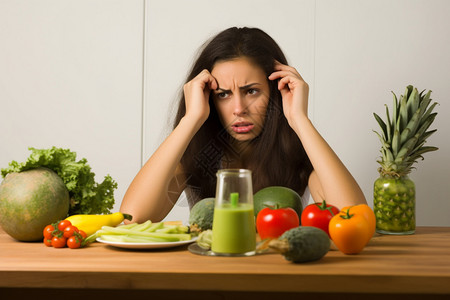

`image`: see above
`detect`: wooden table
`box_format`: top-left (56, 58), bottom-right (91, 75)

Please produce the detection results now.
top-left (1, 227), bottom-right (450, 300)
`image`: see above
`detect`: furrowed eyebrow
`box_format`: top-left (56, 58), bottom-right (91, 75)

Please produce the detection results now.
top-left (215, 83), bottom-right (261, 93)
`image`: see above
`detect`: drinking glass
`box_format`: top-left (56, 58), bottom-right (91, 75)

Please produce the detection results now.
top-left (211, 169), bottom-right (256, 256)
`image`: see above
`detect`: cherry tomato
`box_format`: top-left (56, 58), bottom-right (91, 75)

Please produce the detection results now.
top-left (51, 236), bottom-right (67, 248)
top-left (341, 204), bottom-right (376, 244)
top-left (329, 208), bottom-right (371, 254)
top-left (67, 235), bottom-right (82, 249)
top-left (43, 238), bottom-right (53, 247)
top-left (301, 200), bottom-right (339, 237)
top-left (43, 224), bottom-right (55, 240)
top-left (78, 230), bottom-right (87, 239)
top-left (63, 225), bottom-right (79, 238)
top-left (57, 220), bottom-right (72, 232)
top-left (256, 206), bottom-right (300, 240)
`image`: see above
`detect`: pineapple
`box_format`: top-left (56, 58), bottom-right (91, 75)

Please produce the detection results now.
top-left (373, 85), bottom-right (438, 234)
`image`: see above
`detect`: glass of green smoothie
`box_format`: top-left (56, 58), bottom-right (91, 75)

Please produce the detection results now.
top-left (211, 169), bottom-right (256, 256)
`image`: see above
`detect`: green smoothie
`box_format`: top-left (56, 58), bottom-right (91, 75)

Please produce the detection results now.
top-left (211, 203), bottom-right (256, 254)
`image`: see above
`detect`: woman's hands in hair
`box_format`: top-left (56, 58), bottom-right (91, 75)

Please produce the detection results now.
top-left (183, 69), bottom-right (218, 126)
top-left (268, 61), bottom-right (309, 129)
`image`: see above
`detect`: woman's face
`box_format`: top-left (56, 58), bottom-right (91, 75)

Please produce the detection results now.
top-left (211, 58), bottom-right (270, 143)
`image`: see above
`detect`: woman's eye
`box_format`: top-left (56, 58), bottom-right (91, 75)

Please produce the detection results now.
top-left (217, 92), bottom-right (229, 99)
top-left (247, 88), bottom-right (259, 95)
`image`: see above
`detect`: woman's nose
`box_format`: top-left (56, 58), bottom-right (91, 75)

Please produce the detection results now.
top-left (233, 95), bottom-right (247, 116)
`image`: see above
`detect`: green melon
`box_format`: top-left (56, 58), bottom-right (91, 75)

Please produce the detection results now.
top-left (189, 197), bottom-right (215, 234)
top-left (0, 167), bottom-right (69, 241)
top-left (253, 186), bottom-right (302, 218)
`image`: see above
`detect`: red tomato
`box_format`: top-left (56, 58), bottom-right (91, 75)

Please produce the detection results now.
top-left (43, 238), bottom-right (53, 247)
top-left (43, 224), bottom-right (55, 240)
top-left (78, 230), bottom-right (87, 239)
top-left (256, 207), bottom-right (300, 240)
top-left (51, 236), bottom-right (66, 248)
top-left (57, 220), bottom-right (72, 232)
top-left (67, 235), bottom-right (82, 249)
top-left (63, 225), bottom-right (79, 238)
top-left (301, 200), bottom-right (339, 237)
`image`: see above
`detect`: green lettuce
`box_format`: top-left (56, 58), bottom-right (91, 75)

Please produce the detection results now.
top-left (1, 147), bottom-right (117, 215)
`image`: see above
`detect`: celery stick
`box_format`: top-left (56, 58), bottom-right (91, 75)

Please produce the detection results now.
top-left (156, 226), bottom-right (178, 233)
top-left (117, 222), bottom-right (139, 230)
top-left (100, 234), bottom-right (169, 243)
top-left (131, 220), bottom-right (153, 231)
top-left (99, 235), bottom-right (126, 242)
top-left (121, 235), bottom-right (171, 243)
top-left (147, 222), bottom-right (164, 232)
top-left (98, 226), bottom-right (191, 241)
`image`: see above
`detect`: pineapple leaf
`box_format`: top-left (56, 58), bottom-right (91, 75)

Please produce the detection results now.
top-left (416, 112), bottom-right (437, 138)
top-left (400, 108), bottom-right (421, 143)
top-left (407, 87), bottom-right (419, 118)
top-left (373, 113), bottom-right (388, 141)
top-left (385, 104), bottom-right (392, 143)
top-left (408, 147), bottom-right (439, 163)
top-left (418, 129), bottom-right (437, 144)
top-left (395, 134), bottom-right (419, 163)
top-left (392, 91), bottom-right (399, 126)
top-left (373, 130), bottom-right (391, 150)
top-left (399, 128), bottom-right (411, 145)
top-left (385, 147), bottom-right (394, 162)
top-left (399, 94), bottom-right (408, 132)
top-left (418, 90), bottom-right (432, 118)
top-left (392, 129), bottom-right (400, 156)
top-left (405, 85), bottom-right (414, 96)
top-left (419, 102), bottom-right (438, 127)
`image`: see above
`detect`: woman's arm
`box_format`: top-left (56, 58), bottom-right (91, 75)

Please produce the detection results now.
top-left (269, 62), bottom-right (366, 209)
top-left (120, 70), bottom-right (217, 222)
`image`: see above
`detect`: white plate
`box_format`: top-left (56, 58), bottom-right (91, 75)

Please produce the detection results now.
top-left (96, 237), bottom-right (197, 249)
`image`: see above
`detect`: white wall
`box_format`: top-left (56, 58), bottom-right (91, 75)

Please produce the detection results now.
top-left (1, 0), bottom-right (449, 226)
top-left (313, 0), bottom-right (450, 226)
top-left (0, 0), bottom-right (144, 213)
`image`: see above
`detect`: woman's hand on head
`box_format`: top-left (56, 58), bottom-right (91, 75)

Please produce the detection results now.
top-left (268, 61), bottom-right (309, 127)
top-left (183, 69), bottom-right (218, 125)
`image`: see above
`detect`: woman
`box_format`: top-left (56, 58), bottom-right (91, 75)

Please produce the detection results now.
top-left (120, 27), bottom-right (366, 223)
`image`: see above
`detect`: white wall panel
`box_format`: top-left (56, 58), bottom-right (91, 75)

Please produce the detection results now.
top-left (315, 0), bottom-right (450, 225)
top-left (0, 0), bottom-right (144, 212)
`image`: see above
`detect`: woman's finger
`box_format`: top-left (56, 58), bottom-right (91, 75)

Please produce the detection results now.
top-left (277, 75), bottom-right (293, 91)
top-left (268, 70), bottom-right (297, 80)
top-left (272, 61), bottom-right (304, 79)
top-left (207, 74), bottom-right (218, 91)
top-left (186, 69), bottom-right (217, 92)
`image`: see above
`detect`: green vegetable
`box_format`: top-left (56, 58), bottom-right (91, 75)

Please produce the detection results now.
top-left (254, 186), bottom-right (303, 219)
top-left (189, 197), bottom-right (215, 234)
top-left (268, 226), bottom-right (330, 263)
top-left (196, 229), bottom-right (213, 249)
top-left (1, 147), bottom-right (117, 215)
top-left (0, 167), bottom-right (69, 241)
top-left (94, 220), bottom-right (191, 243)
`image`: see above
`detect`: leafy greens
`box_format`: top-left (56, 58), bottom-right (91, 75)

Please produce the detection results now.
top-left (1, 147), bottom-right (117, 216)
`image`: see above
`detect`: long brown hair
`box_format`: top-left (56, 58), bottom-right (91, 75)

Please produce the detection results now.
top-left (174, 27), bottom-right (313, 207)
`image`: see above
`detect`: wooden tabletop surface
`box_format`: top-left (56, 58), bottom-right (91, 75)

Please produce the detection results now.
top-left (1, 226), bottom-right (450, 296)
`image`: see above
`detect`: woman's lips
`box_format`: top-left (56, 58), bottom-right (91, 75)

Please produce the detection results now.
top-left (231, 122), bottom-right (254, 133)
